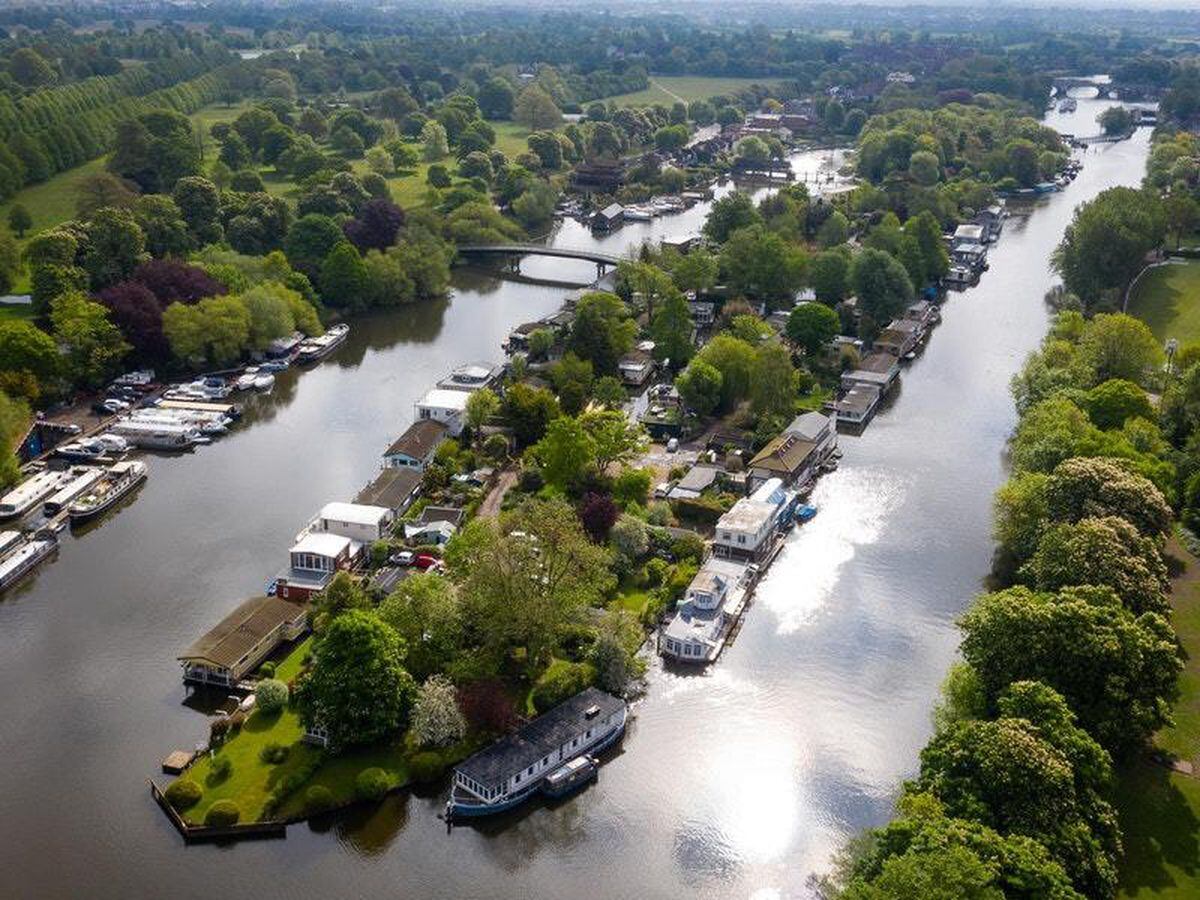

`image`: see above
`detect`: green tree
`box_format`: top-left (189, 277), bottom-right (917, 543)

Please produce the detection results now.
top-left (284, 213), bottom-right (343, 279)
top-left (465, 388), bottom-right (500, 434)
top-left (719, 225), bottom-right (807, 302)
top-left (527, 416), bottom-right (597, 489)
top-left (295, 610), bottom-right (416, 752)
top-left (7, 204), bottom-right (31, 238)
top-left (568, 292), bottom-right (636, 376)
top-left (1098, 106), bottom-right (1134, 136)
top-left (81, 207), bottom-right (146, 290)
top-left (650, 291), bottom-right (694, 367)
top-left (503, 382), bottom-right (561, 447)
top-left (0, 391), bottom-right (31, 488)
top-left (379, 574), bottom-right (462, 681)
top-left (695, 333), bottom-right (757, 410)
top-left (703, 191), bottom-right (762, 243)
top-left (786, 302), bottom-right (840, 356)
top-left (109, 109), bottom-right (201, 194)
top-left (513, 86), bottom-right (561, 131)
top-left (992, 471), bottom-right (1051, 577)
top-left (1084, 379), bottom-right (1153, 430)
top-left (0, 231), bottom-right (18, 295)
top-left (478, 77), bottom-right (516, 120)
top-left (133, 195), bottom-right (191, 258)
top-left (1044, 456), bottom-right (1171, 539)
top-left (817, 210), bottom-right (850, 248)
top-left (675, 357), bottom-right (723, 416)
top-left (851, 247), bottom-right (914, 325)
top-left (8, 48), bottom-right (54, 87)
top-left (172, 177), bottom-right (222, 246)
top-left (960, 585), bottom-right (1182, 756)
top-left (1076, 313), bottom-right (1162, 384)
top-left (580, 409), bottom-right (648, 473)
top-left (1164, 194), bottom-right (1199, 250)
top-left (411, 675), bottom-right (467, 748)
top-left (319, 240), bottom-right (369, 307)
top-left (49, 292), bottom-right (129, 388)
top-left (908, 150), bottom-right (942, 186)
top-left (809, 249), bottom-right (850, 303)
top-left (421, 121), bottom-right (449, 162)
top-left (240, 282), bottom-right (296, 350)
top-left (0, 320), bottom-right (60, 388)
top-left (750, 341), bottom-right (798, 419)
top-left (669, 249), bottom-right (719, 294)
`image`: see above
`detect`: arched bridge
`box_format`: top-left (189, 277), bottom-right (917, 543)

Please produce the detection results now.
top-left (456, 244), bottom-right (626, 270)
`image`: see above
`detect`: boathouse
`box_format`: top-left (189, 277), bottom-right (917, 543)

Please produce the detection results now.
top-left (450, 688), bottom-right (626, 815)
top-left (415, 389), bottom-right (470, 436)
top-left (660, 558), bottom-right (752, 663)
top-left (178, 596), bottom-right (307, 687)
top-left (383, 419), bottom-right (448, 471)
top-left (275, 532), bottom-right (359, 602)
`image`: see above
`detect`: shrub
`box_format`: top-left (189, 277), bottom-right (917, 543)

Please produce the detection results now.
top-left (670, 531), bottom-right (706, 563)
top-left (209, 717), bottom-right (230, 745)
top-left (164, 779), bottom-right (202, 811)
top-left (408, 751), bottom-right (446, 784)
top-left (531, 661), bottom-right (595, 714)
top-left (259, 661), bottom-right (276, 678)
top-left (255, 678), bottom-right (289, 714)
top-left (355, 767), bottom-right (390, 802)
top-left (304, 785), bottom-right (335, 815)
top-left (209, 755), bottom-right (232, 782)
top-left (204, 799), bottom-right (240, 827)
top-left (227, 710), bottom-right (246, 734)
top-left (259, 741), bottom-right (290, 765)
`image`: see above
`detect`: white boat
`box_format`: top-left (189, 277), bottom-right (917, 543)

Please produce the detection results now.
top-left (55, 440), bottom-right (107, 463)
top-left (94, 434), bottom-right (130, 454)
top-left (253, 373), bottom-right (275, 391)
top-left (296, 324), bottom-right (349, 364)
top-left (0, 530), bottom-right (57, 592)
top-left (67, 461), bottom-right (147, 524)
top-left (43, 467), bottom-right (107, 515)
top-left (108, 420), bottom-right (203, 451)
top-left (0, 469), bottom-right (72, 522)
top-left (127, 411), bottom-right (226, 436)
top-left (235, 368), bottom-right (260, 391)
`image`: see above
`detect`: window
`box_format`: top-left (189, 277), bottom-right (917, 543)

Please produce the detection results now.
top-left (528, 766), bottom-right (534, 776)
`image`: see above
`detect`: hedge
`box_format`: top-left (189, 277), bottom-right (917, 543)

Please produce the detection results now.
top-left (164, 778), bottom-right (202, 811)
top-left (204, 799), bottom-right (240, 827)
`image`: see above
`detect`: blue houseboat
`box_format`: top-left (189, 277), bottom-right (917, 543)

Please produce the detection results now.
top-left (447, 688), bottom-right (627, 819)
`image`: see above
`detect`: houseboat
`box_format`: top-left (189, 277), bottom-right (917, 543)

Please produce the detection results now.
top-left (0, 468), bottom-right (71, 522)
top-left (107, 420), bottom-right (203, 451)
top-left (127, 409), bottom-right (228, 436)
top-left (43, 466), bottom-right (106, 515)
top-left (0, 529), bottom-right (57, 593)
top-left (447, 688), bottom-right (627, 819)
top-left (67, 461), bottom-right (147, 524)
top-left (296, 323), bottom-right (350, 364)
top-left (660, 558), bottom-right (756, 664)
top-left (157, 399), bottom-right (240, 420)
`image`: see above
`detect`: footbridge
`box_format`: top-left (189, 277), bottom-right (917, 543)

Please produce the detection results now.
top-left (456, 243), bottom-right (626, 276)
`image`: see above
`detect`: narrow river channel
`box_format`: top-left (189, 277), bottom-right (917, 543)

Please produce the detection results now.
top-left (0, 95), bottom-right (1149, 899)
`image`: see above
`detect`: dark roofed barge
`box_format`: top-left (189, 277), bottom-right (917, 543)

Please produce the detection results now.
top-left (447, 687), bottom-right (627, 819)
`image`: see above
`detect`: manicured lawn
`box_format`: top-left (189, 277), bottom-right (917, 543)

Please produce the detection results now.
top-left (796, 384), bottom-right (834, 412)
top-left (274, 635), bottom-right (313, 683)
top-left (612, 586), bottom-right (653, 618)
top-left (1115, 539), bottom-right (1200, 898)
top-left (603, 76), bottom-right (779, 108)
top-left (1127, 260), bottom-right (1200, 346)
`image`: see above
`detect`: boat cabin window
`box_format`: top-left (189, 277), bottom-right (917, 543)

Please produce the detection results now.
top-left (584, 704), bottom-right (600, 719)
top-left (527, 766), bottom-right (534, 776)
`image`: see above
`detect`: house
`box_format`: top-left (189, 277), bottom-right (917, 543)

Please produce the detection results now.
top-left (449, 688), bottom-right (627, 817)
top-left (873, 319), bottom-right (922, 357)
top-left (841, 352), bottom-right (900, 392)
top-left (667, 464), bottom-right (719, 501)
top-left (406, 521), bottom-right (456, 546)
top-left (832, 384), bottom-right (882, 426)
top-left (178, 595), bottom-right (307, 687)
top-left (618, 349), bottom-right (655, 386)
top-left (973, 205), bottom-right (1005, 242)
top-left (404, 505), bottom-right (465, 543)
top-left (506, 321), bottom-right (544, 352)
top-left (640, 384), bottom-right (685, 440)
top-left (952, 223), bottom-right (985, 247)
top-left (660, 558), bottom-right (754, 663)
top-left (591, 202), bottom-right (625, 231)
top-left (904, 300), bottom-right (939, 329)
top-left (356, 466), bottom-right (421, 516)
top-left (306, 501), bottom-right (394, 544)
top-left (747, 411), bottom-right (837, 489)
top-left (384, 419), bottom-right (448, 471)
top-left (711, 478), bottom-right (791, 564)
top-left (275, 532), bottom-right (360, 602)
top-left (415, 388), bottom-right (471, 436)
top-left (688, 299), bottom-right (715, 327)
top-left (950, 242), bottom-right (988, 272)
top-left (437, 362), bottom-right (504, 393)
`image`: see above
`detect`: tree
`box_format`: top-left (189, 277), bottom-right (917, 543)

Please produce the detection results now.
top-left (295, 610), bottom-right (416, 752)
top-left (0, 319), bottom-right (60, 398)
top-left (1044, 456), bottom-right (1171, 539)
top-left (109, 109), bottom-right (200, 194)
top-left (0, 391), bottom-right (30, 488)
top-left (172, 177), bottom-right (222, 246)
top-left (420, 121), bottom-right (449, 161)
top-left (675, 357), bottom-right (723, 416)
top-left (651, 291), bottom-right (694, 367)
top-left (528, 416), bottom-right (596, 489)
top-left (75, 174), bottom-right (138, 221)
top-left (787, 302), bottom-right (840, 356)
top-left (695, 333), bottom-right (757, 410)
top-left (285, 214), bottom-right (344, 280)
top-left (426, 164), bottom-right (451, 189)
top-left (670, 249), bottom-right (718, 294)
top-left (703, 192), bottom-right (762, 243)
top-left (8, 48), bottom-right (54, 87)
top-left (319, 241), bottom-right (369, 308)
top-left (411, 675), bottom-right (467, 748)
top-left (96, 281), bottom-right (168, 360)
top-left (132, 258), bottom-right (226, 306)
top-left (1164, 194), bottom-right (1199, 250)
top-left (908, 210), bottom-right (951, 282)
top-left (1083, 379), bottom-right (1153, 430)
top-left (568, 292), bottom-right (636, 376)
top-left (379, 574), bottom-right (462, 680)
top-left (1076, 313), bottom-right (1162, 384)
top-left (445, 498), bottom-right (612, 669)
top-left (1052, 187), bottom-right (1165, 310)
top-left (809, 250), bottom-right (850, 303)
top-left (610, 514), bottom-right (649, 575)
top-left (992, 471), bottom-right (1051, 578)
top-left (578, 491), bottom-right (619, 542)
top-left (526, 132), bottom-right (563, 170)
top-left (1020, 516), bottom-right (1169, 616)
top-left (7, 204), bottom-right (31, 238)
top-left (960, 585), bottom-right (1181, 756)
top-left (514, 86), bottom-right (561, 131)
top-left (512, 181), bottom-right (558, 229)
top-left (254, 679), bottom-right (289, 714)
top-left (908, 150), bottom-right (941, 187)
top-left (654, 125), bottom-right (689, 152)
top-left (1098, 106), bottom-right (1134, 136)
top-left (342, 199), bottom-right (405, 253)
top-left (465, 388), bottom-right (500, 435)
top-left (0, 231), bottom-right (18, 295)
top-left (479, 77), bottom-right (516, 120)
top-left (503, 382), bottom-right (561, 447)
top-left (133, 195), bottom-right (191, 258)
top-left (817, 210), bottom-right (850, 248)
top-left (219, 132), bottom-right (252, 170)
top-left (162, 295), bottom-right (250, 366)
top-left (458, 151), bottom-right (494, 183)
top-left (749, 341), bottom-right (799, 420)
top-left (50, 292), bottom-right (130, 388)
top-left (720, 225), bottom-right (807, 302)
top-left (81, 207), bottom-right (146, 290)
top-left (851, 248), bottom-right (915, 325)
top-left (580, 410), bottom-right (648, 473)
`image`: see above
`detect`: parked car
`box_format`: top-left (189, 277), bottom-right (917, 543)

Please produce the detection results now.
top-left (414, 553), bottom-right (441, 570)
top-left (666, 437), bottom-right (679, 453)
top-left (102, 398), bottom-right (130, 413)
top-left (390, 551), bottom-right (415, 567)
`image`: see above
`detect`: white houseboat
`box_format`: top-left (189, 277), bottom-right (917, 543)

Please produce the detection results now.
top-left (107, 420), bottom-right (203, 451)
top-left (448, 688), bottom-right (627, 819)
top-left (296, 323), bottom-right (349, 364)
top-left (67, 461), bottom-right (147, 524)
top-left (43, 466), bottom-right (106, 515)
top-left (0, 529), bottom-right (58, 592)
top-left (660, 558), bottom-right (756, 664)
top-left (0, 468), bottom-right (71, 522)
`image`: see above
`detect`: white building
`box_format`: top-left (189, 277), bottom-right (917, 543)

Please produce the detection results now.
top-left (415, 388), bottom-right (471, 436)
top-left (711, 478), bottom-right (791, 564)
top-left (275, 531), bottom-right (360, 602)
top-left (307, 501), bottom-right (393, 544)
top-left (660, 558), bottom-right (753, 663)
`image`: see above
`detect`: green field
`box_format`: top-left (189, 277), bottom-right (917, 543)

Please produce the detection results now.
top-left (1127, 260), bottom-right (1200, 346)
top-left (602, 75), bottom-right (779, 108)
top-left (1115, 542), bottom-right (1200, 898)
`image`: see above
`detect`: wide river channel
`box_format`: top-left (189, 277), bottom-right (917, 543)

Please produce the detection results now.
top-left (0, 95), bottom-right (1150, 899)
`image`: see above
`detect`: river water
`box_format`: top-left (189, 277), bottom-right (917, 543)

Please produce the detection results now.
top-left (0, 97), bottom-right (1148, 899)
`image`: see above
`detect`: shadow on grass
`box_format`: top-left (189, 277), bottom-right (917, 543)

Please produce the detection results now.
top-left (244, 709), bottom-right (283, 733)
top-left (1115, 759), bottom-right (1200, 896)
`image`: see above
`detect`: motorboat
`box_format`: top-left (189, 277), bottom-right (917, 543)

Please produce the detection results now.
top-left (258, 359), bottom-right (290, 373)
top-left (43, 467), bottom-right (106, 515)
top-left (67, 461), bottom-right (147, 524)
top-left (235, 368), bottom-right (261, 391)
top-left (0, 468), bottom-right (72, 522)
top-left (107, 419), bottom-right (203, 450)
top-left (295, 324), bottom-right (349, 364)
top-left (55, 439), bottom-right (107, 462)
top-left (541, 755), bottom-right (598, 799)
top-left (253, 373), bottom-right (275, 391)
top-left (94, 433), bottom-right (130, 454)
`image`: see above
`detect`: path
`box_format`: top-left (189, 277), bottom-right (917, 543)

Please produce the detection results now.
top-left (477, 468), bottom-right (518, 518)
top-left (650, 78), bottom-right (686, 104)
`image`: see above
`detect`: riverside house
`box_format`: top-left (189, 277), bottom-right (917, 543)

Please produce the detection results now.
top-left (660, 558), bottom-right (754, 663)
top-left (304, 501), bottom-right (394, 544)
top-left (711, 478), bottom-right (793, 565)
top-left (275, 532), bottom-right (360, 602)
top-left (415, 389), bottom-right (471, 436)
top-left (748, 411), bottom-right (837, 490)
top-left (383, 419), bottom-right (448, 471)
top-left (178, 595), bottom-right (307, 687)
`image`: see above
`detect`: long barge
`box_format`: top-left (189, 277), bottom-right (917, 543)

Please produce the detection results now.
top-left (0, 529), bottom-right (58, 593)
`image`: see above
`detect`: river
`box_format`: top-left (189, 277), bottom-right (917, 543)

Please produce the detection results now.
top-left (0, 96), bottom-right (1149, 899)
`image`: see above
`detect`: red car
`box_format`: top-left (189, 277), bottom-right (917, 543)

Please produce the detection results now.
top-left (414, 554), bottom-right (442, 570)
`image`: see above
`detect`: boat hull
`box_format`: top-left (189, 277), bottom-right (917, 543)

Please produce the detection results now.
top-left (68, 467), bottom-right (147, 525)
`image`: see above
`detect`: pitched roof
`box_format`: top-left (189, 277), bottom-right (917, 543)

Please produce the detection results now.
top-left (356, 466), bottom-right (422, 513)
top-left (384, 419), bottom-right (447, 460)
top-left (414, 505), bottom-right (465, 527)
top-left (178, 596), bottom-right (305, 668)
top-left (455, 688), bottom-right (625, 786)
top-left (750, 432), bottom-right (817, 474)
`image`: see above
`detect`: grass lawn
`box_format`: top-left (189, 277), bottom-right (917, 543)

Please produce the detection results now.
top-left (796, 384), bottom-right (834, 412)
top-left (603, 76), bottom-right (779, 108)
top-left (1127, 260), bottom-right (1200, 346)
top-left (1115, 538), bottom-right (1200, 897)
top-left (0, 303), bottom-right (35, 321)
top-left (612, 586), bottom-right (653, 618)
top-left (274, 635), bottom-right (313, 683)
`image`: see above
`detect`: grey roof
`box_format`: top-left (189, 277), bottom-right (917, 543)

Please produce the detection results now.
top-left (414, 505), bottom-right (465, 527)
top-left (455, 688), bottom-right (624, 786)
top-left (356, 467), bottom-right (421, 513)
top-left (676, 465), bottom-right (719, 493)
top-left (178, 596), bottom-right (305, 668)
top-left (385, 419), bottom-right (447, 460)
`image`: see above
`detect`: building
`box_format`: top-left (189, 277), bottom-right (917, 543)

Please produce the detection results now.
top-left (449, 688), bottom-right (627, 817)
top-left (436, 362), bottom-right (504, 393)
top-left (618, 349), bottom-right (655, 386)
top-left (660, 558), bottom-right (754, 663)
top-left (667, 464), bottom-right (719, 501)
top-left (356, 466), bottom-right (422, 516)
top-left (591, 202), bottom-right (625, 230)
top-left (841, 352), bottom-right (900, 392)
top-left (953, 223), bottom-right (986, 247)
top-left (688, 299), bottom-right (715, 327)
top-left (404, 505), bottom-right (465, 543)
top-left (384, 419), bottom-right (448, 471)
top-left (973, 205), bottom-right (1006, 242)
top-left (747, 411), bottom-right (837, 489)
top-left (873, 318), bottom-right (922, 358)
top-left (275, 532), bottom-right (359, 602)
top-left (178, 595), bottom-right (307, 687)
top-left (415, 388), bottom-right (471, 436)
top-left (904, 300), bottom-right (939, 329)
top-left (711, 478), bottom-right (792, 564)
top-left (832, 384), bottom-right (882, 426)
top-left (306, 501), bottom-right (393, 544)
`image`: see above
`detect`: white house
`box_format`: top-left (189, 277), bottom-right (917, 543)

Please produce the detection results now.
top-left (275, 532), bottom-right (359, 602)
top-left (415, 389), bottom-right (470, 436)
top-left (307, 501), bottom-right (393, 544)
top-left (437, 362), bottom-right (504, 393)
top-left (660, 558), bottom-right (752, 663)
top-left (711, 478), bottom-right (791, 564)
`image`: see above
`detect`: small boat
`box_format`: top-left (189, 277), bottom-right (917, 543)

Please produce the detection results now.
top-left (107, 420), bottom-right (202, 451)
top-left (258, 359), bottom-right (290, 373)
top-left (295, 324), bottom-right (349, 364)
top-left (541, 755), bottom-right (598, 799)
top-left (795, 505), bottom-right (818, 523)
top-left (253, 373), bottom-right (275, 391)
top-left (820, 459), bottom-right (839, 473)
top-left (67, 461), bottom-right (147, 524)
top-left (0, 529), bottom-right (57, 593)
top-left (94, 433), bottom-right (130, 454)
top-left (1058, 97), bottom-right (1077, 113)
top-left (903, 350), bottom-right (917, 361)
top-left (235, 368), bottom-right (260, 391)
top-left (55, 439), bottom-right (107, 463)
